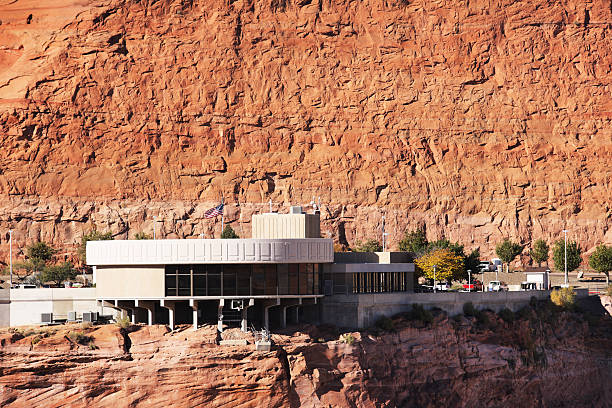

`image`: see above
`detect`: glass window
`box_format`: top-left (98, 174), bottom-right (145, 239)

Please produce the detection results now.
top-left (223, 267), bottom-right (237, 296)
top-left (288, 264), bottom-right (299, 294)
top-left (313, 264), bottom-right (320, 295)
top-left (265, 265), bottom-right (277, 295)
top-left (235, 266), bottom-right (251, 296)
top-left (305, 264), bottom-right (314, 295)
top-left (193, 274), bottom-right (206, 296)
top-left (165, 265), bottom-right (177, 296)
top-left (278, 264), bottom-right (289, 295)
top-left (299, 264), bottom-right (308, 295)
top-left (208, 264), bottom-right (222, 296)
top-left (252, 265), bottom-right (265, 295)
top-left (178, 274), bottom-right (191, 296)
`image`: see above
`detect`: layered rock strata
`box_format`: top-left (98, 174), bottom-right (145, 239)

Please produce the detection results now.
top-left (1, 306), bottom-right (611, 407)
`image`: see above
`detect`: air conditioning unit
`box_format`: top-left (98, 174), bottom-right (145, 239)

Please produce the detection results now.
top-left (41, 313), bottom-right (53, 324)
top-left (67, 311), bottom-right (77, 321)
top-left (83, 312), bottom-right (98, 323)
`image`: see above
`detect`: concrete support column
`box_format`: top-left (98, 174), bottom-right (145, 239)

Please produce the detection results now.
top-left (135, 300), bottom-right (156, 326)
top-left (189, 299), bottom-right (198, 330)
top-left (241, 299), bottom-right (255, 332)
top-left (293, 306), bottom-right (299, 324)
top-left (263, 299), bottom-right (280, 331)
top-left (217, 299), bottom-right (224, 333)
top-left (160, 300), bottom-right (176, 331)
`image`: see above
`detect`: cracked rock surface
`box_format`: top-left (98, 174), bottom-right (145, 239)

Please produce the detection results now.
top-left (0, 0), bottom-right (611, 260)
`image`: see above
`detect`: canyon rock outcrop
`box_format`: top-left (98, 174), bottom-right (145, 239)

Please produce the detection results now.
top-left (1, 306), bottom-right (611, 407)
top-left (0, 0), bottom-right (611, 262)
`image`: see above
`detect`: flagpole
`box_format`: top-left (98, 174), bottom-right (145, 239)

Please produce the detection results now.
top-left (220, 196), bottom-right (225, 238)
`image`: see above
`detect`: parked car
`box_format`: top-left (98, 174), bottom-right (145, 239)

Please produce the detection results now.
top-left (434, 282), bottom-right (450, 291)
top-left (462, 279), bottom-right (483, 291)
top-left (488, 280), bottom-right (506, 292)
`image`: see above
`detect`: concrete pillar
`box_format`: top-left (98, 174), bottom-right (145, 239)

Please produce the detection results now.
top-left (189, 299), bottom-right (198, 330)
top-left (160, 300), bottom-right (176, 331)
top-left (217, 299), bottom-right (224, 333)
top-left (241, 299), bottom-right (255, 332)
top-left (135, 300), bottom-right (156, 326)
top-left (293, 306), bottom-right (299, 324)
top-left (280, 307), bottom-right (287, 329)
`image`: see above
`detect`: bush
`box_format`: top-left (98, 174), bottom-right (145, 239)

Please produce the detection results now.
top-left (498, 308), bottom-right (515, 323)
top-left (375, 316), bottom-right (395, 331)
top-left (550, 287), bottom-right (576, 309)
top-left (340, 333), bottom-right (355, 345)
top-left (463, 302), bottom-right (477, 317)
top-left (409, 304), bottom-right (433, 324)
top-left (67, 331), bottom-right (92, 345)
top-left (115, 316), bottom-right (131, 329)
top-left (450, 283), bottom-right (464, 291)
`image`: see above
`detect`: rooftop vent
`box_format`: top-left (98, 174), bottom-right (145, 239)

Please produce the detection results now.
top-left (290, 206), bottom-right (303, 214)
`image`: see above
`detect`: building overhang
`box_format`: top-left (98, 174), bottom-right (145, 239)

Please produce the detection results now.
top-left (87, 238), bottom-right (334, 266)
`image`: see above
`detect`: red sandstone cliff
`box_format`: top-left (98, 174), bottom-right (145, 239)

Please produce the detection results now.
top-left (1, 305), bottom-right (611, 407)
top-left (0, 0), bottom-right (611, 261)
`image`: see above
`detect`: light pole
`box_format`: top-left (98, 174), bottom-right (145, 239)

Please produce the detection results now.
top-left (468, 269), bottom-right (471, 292)
top-left (433, 264), bottom-right (437, 293)
top-left (153, 216), bottom-right (157, 240)
top-left (381, 216), bottom-right (385, 252)
top-left (563, 229), bottom-right (568, 286)
top-left (9, 230), bottom-right (13, 288)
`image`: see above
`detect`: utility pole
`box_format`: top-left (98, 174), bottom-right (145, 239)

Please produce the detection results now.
top-left (433, 264), bottom-right (437, 293)
top-left (468, 269), bottom-right (471, 292)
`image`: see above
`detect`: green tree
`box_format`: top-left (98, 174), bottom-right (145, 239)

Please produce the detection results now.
top-left (398, 229), bottom-right (428, 254)
top-left (529, 239), bottom-right (549, 267)
top-left (495, 239), bottom-right (523, 273)
top-left (464, 248), bottom-right (481, 278)
top-left (428, 239), bottom-right (465, 258)
top-left (41, 262), bottom-right (77, 286)
top-left (415, 248), bottom-right (465, 282)
top-left (133, 232), bottom-right (152, 240)
top-left (221, 225), bottom-right (239, 239)
top-left (26, 242), bottom-right (57, 263)
top-left (552, 239), bottom-right (582, 273)
top-left (589, 244), bottom-right (612, 285)
top-left (78, 230), bottom-right (114, 264)
top-left (353, 239), bottom-right (383, 252)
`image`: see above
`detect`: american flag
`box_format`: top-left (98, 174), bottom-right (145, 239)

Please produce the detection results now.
top-left (204, 203), bottom-right (224, 218)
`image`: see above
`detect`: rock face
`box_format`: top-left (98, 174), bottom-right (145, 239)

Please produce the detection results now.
top-left (0, 0), bottom-right (611, 261)
top-left (1, 308), bottom-right (611, 407)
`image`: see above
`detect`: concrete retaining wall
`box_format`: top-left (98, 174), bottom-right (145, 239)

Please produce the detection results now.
top-left (322, 290), bottom-right (556, 329)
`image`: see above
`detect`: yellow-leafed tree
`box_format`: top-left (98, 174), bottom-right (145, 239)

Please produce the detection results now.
top-left (415, 248), bottom-right (465, 282)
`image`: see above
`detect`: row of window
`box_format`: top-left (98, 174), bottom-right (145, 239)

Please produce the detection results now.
top-left (164, 264), bottom-right (321, 296)
top-left (351, 271), bottom-right (411, 294)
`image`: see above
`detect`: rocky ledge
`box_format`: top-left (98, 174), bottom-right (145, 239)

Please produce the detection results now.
top-left (1, 297), bottom-right (611, 407)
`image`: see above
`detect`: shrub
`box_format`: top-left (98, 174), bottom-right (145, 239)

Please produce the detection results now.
top-left (340, 333), bottom-right (355, 345)
top-left (550, 287), bottom-right (576, 309)
top-left (409, 304), bottom-right (433, 324)
top-left (463, 302), bottom-right (477, 317)
top-left (115, 316), bottom-right (131, 329)
top-left (375, 316), bottom-right (395, 331)
top-left (498, 308), bottom-right (515, 323)
top-left (67, 331), bottom-right (92, 345)
top-left (31, 335), bottom-right (43, 345)
top-left (450, 283), bottom-right (464, 291)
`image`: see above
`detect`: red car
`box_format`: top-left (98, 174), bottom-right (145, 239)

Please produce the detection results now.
top-left (462, 279), bottom-right (483, 291)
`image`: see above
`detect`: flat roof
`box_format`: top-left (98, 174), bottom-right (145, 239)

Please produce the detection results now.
top-left (87, 238), bottom-right (334, 266)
